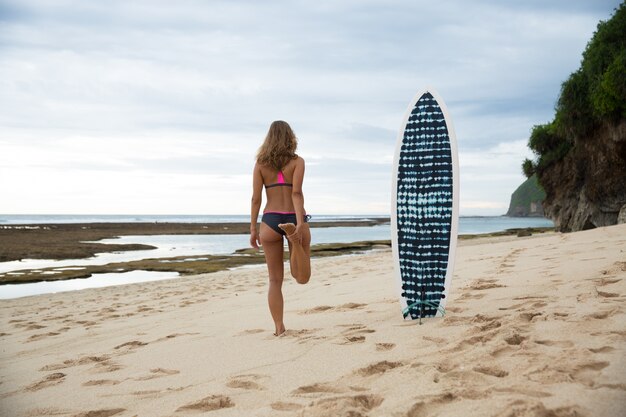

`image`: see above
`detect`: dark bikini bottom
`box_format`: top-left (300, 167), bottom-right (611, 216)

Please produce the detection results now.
top-left (261, 212), bottom-right (310, 236)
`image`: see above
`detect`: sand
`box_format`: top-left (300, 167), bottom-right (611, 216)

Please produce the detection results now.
top-left (1, 224), bottom-right (625, 417)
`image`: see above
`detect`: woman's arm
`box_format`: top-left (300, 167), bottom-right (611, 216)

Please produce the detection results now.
top-left (250, 163), bottom-right (263, 248)
top-left (291, 157), bottom-right (306, 237)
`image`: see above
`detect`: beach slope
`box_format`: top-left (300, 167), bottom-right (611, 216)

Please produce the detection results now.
top-left (1, 225), bottom-right (625, 416)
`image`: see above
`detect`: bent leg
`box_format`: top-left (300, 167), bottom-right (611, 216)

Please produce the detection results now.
top-left (280, 223), bottom-right (311, 284)
top-left (260, 223), bottom-right (286, 336)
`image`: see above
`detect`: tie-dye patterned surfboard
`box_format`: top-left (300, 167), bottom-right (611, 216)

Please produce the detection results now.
top-left (391, 88), bottom-right (459, 322)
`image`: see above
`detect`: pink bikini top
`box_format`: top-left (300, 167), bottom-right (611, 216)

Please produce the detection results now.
top-left (265, 171), bottom-right (293, 189)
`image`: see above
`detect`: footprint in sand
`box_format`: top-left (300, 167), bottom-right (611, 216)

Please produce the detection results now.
top-left (588, 346), bottom-right (615, 353)
top-left (470, 314), bottom-right (502, 331)
top-left (82, 379), bottom-right (122, 386)
top-left (473, 365), bottom-right (509, 378)
top-left (226, 374), bottom-right (266, 390)
top-left (456, 292), bottom-right (486, 301)
top-left (339, 335), bottom-right (366, 344)
top-left (596, 290), bottom-right (619, 298)
top-left (336, 302), bottom-right (367, 311)
top-left (75, 320), bottom-right (98, 327)
top-left (444, 314), bottom-right (490, 328)
top-left (300, 303), bottom-right (367, 315)
top-left (301, 394), bottom-right (383, 416)
top-left (570, 361), bottom-right (610, 387)
top-left (40, 355), bottom-right (111, 371)
top-left (154, 332), bottom-right (200, 343)
top-left (274, 328), bottom-right (325, 344)
top-left (469, 279), bottom-right (505, 290)
top-left (91, 361), bottom-right (124, 374)
top-left (406, 391), bottom-right (472, 417)
top-left (336, 325), bottom-right (376, 345)
top-left (300, 305), bottom-right (333, 314)
top-left (492, 402), bottom-right (583, 417)
top-left (114, 340), bottom-right (148, 350)
top-left (176, 395), bottom-right (234, 413)
top-left (271, 401), bottom-right (304, 411)
top-left (26, 331), bottom-right (61, 342)
top-left (24, 324), bottom-right (47, 330)
top-left (519, 312), bottom-right (543, 322)
top-left (503, 332), bottom-right (527, 346)
top-left (24, 372), bottom-right (66, 392)
top-left (585, 308), bottom-right (620, 320)
top-left (526, 364), bottom-right (573, 384)
top-left (355, 361), bottom-right (404, 377)
top-left (596, 277), bottom-right (621, 286)
top-left (71, 408), bottom-right (126, 417)
top-left (40, 355), bottom-right (123, 374)
top-left (450, 326), bottom-right (500, 352)
top-left (534, 339), bottom-right (574, 348)
top-left (134, 368), bottom-right (180, 381)
top-left (292, 382), bottom-right (344, 395)
top-left (237, 328), bottom-right (265, 336)
top-left (423, 335), bottom-right (448, 345)
top-left (375, 343), bottom-right (395, 351)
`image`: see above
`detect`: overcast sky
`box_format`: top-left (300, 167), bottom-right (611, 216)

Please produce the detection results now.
top-left (0, 0), bottom-right (621, 216)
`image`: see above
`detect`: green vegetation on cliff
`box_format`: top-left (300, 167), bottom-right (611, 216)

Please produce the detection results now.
top-left (522, 3), bottom-right (626, 178)
top-left (506, 174), bottom-right (546, 217)
top-left (520, 4), bottom-right (626, 232)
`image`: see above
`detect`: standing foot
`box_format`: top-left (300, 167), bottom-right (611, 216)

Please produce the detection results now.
top-left (274, 324), bottom-right (286, 337)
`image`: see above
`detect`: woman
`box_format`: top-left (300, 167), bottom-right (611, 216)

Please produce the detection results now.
top-left (250, 120), bottom-right (312, 336)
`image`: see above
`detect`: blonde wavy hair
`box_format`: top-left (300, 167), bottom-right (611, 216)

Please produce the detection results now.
top-left (256, 120), bottom-right (298, 171)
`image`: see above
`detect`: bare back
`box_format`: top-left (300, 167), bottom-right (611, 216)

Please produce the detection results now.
top-left (259, 157), bottom-right (298, 213)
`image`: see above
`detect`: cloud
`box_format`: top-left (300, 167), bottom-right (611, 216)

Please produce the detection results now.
top-left (0, 0), bottom-right (621, 214)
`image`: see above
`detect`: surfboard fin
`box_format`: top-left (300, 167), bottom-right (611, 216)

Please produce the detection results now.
top-left (402, 300), bottom-right (446, 321)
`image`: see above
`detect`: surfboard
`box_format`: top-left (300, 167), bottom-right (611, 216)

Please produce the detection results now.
top-left (391, 87), bottom-right (459, 322)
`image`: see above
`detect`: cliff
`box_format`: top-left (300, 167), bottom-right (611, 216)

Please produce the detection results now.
top-left (506, 174), bottom-right (546, 217)
top-left (522, 4), bottom-right (626, 232)
top-left (540, 121), bottom-right (626, 231)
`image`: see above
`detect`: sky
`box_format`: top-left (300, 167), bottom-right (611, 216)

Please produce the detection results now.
top-left (0, 0), bottom-right (622, 216)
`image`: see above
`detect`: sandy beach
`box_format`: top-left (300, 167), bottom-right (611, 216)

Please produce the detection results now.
top-left (1, 224), bottom-right (624, 416)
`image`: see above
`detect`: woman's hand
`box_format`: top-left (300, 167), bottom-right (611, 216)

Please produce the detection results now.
top-left (287, 224), bottom-right (303, 244)
top-left (250, 229), bottom-right (261, 249)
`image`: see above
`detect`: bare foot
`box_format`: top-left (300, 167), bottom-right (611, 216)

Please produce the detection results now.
top-left (278, 223), bottom-right (296, 239)
top-left (274, 325), bottom-right (286, 337)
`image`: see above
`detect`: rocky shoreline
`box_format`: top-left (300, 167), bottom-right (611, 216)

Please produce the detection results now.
top-left (0, 240), bottom-right (392, 285)
top-left (0, 220), bottom-right (390, 263)
top-left (0, 223), bottom-right (554, 285)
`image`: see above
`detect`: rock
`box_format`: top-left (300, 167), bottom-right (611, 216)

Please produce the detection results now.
top-left (618, 204), bottom-right (626, 224)
top-left (540, 121), bottom-right (626, 232)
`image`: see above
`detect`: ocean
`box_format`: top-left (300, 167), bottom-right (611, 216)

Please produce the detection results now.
top-left (0, 213), bottom-right (553, 233)
top-left (0, 214), bottom-right (385, 224)
top-left (0, 215), bottom-right (553, 299)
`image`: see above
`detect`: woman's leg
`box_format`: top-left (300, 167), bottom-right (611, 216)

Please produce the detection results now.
top-left (259, 223), bottom-right (286, 336)
top-left (279, 223), bottom-right (311, 284)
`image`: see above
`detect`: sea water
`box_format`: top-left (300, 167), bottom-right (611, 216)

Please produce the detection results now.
top-left (0, 214), bottom-right (386, 224)
top-left (0, 216), bottom-right (553, 299)
top-left (0, 213), bottom-right (554, 230)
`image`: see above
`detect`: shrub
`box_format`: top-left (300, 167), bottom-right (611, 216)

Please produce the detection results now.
top-left (592, 49), bottom-right (626, 120)
top-left (522, 158), bottom-right (535, 178)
